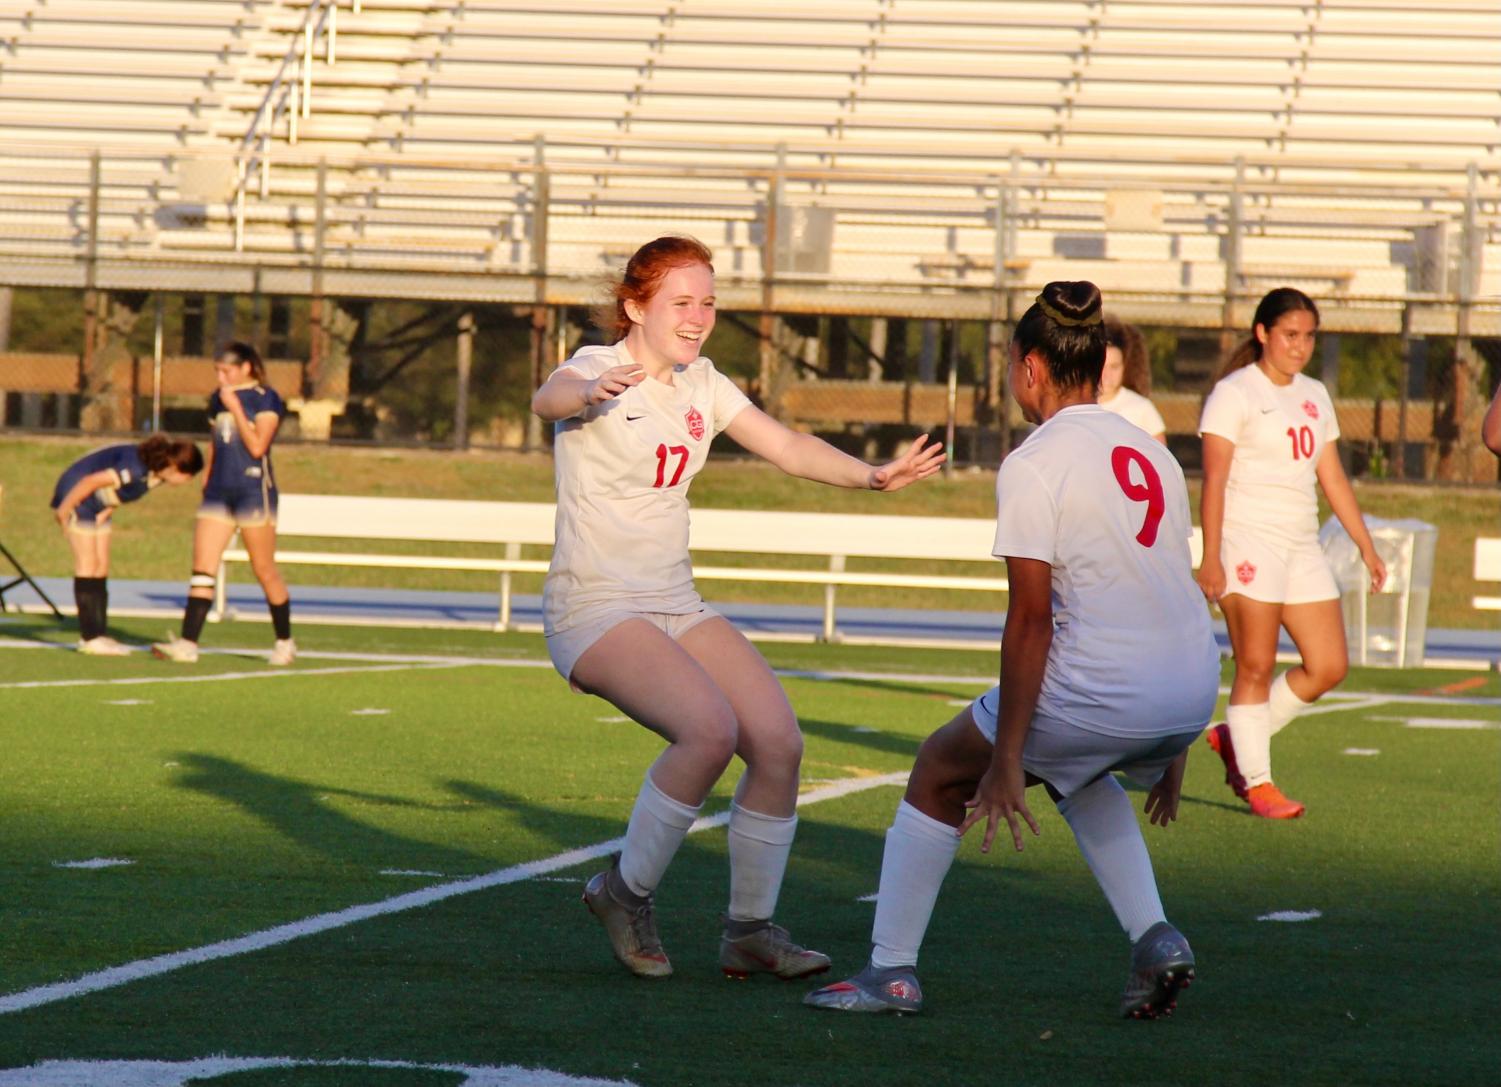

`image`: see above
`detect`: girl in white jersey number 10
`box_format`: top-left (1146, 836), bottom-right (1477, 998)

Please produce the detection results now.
top-left (1197, 288), bottom-right (1386, 819)
top-left (532, 236), bottom-right (945, 982)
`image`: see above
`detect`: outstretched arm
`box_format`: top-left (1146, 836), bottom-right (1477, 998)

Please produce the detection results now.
top-left (1483, 382), bottom-right (1501, 456)
top-left (531, 363), bottom-right (644, 422)
top-left (1316, 443), bottom-right (1386, 592)
top-left (722, 404), bottom-right (945, 491)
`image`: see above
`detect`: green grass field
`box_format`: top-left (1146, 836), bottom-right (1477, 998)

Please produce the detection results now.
top-left (2, 435), bottom-right (1497, 628)
top-left (1, 617), bottom-right (1497, 1086)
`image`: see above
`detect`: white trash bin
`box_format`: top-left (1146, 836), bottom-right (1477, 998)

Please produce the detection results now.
top-left (1318, 516), bottom-right (1438, 668)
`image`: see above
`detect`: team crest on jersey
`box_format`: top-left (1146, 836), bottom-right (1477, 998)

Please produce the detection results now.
top-left (685, 406), bottom-right (705, 441)
top-left (1302, 400), bottom-right (1319, 420)
top-left (1236, 561), bottom-right (1257, 585)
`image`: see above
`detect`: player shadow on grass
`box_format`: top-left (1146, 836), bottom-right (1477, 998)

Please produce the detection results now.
top-left (1118, 777), bottom-right (1247, 815)
top-left (796, 716), bottom-right (923, 760)
top-left (441, 778), bottom-right (635, 856)
top-left (171, 752), bottom-right (493, 875)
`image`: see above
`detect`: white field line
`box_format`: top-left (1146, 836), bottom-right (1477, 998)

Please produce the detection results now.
top-left (0, 661), bottom-right (519, 691)
top-left (0, 770), bottom-right (908, 1017)
top-left (2, 638), bottom-right (1496, 706)
top-left (0, 1057), bottom-right (636, 1087)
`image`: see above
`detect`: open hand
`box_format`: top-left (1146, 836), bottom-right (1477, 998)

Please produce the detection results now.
top-left (869, 434), bottom-right (946, 492)
top-left (1144, 749), bottom-right (1189, 828)
top-left (587, 364), bottom-right (645, 405)
top-left (957, 758), bottom-right (1039, 853)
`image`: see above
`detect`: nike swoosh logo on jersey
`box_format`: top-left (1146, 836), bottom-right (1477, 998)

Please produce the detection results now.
top-left (625, 413), bottom-right (646, 421)
top-left (1260, 407), bottom-right (1276, 413)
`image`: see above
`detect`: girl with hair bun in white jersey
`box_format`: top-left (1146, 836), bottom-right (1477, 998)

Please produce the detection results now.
top-left (1197, 288), bottom-right (1386, 819)
top-left (1099, 315), bottom-right (1167, 443)
top-left (806, 281), bottom-right (1220, 1021)
top-left (531, 235), bottom-right (945, 983)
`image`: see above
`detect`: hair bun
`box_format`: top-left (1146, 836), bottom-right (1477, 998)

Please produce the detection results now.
top-left (1037, 281), bottom-right (1102, 327)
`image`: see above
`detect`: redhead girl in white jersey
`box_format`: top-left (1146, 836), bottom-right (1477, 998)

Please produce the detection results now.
top-left (1197, 288), bottom-right (1386, 819)
top-left (531, 236), bottom-right (945, 982)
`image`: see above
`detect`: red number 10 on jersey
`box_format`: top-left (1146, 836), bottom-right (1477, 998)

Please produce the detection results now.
top-left (1110, 446), bottom-right (1165, 547)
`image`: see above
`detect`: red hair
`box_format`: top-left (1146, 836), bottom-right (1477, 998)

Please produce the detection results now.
top-left (600, 235), bottom-right (714, 341)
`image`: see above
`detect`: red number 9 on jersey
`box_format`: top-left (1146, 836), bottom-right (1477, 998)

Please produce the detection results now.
top-left (1110, 446), bottom-right (1165, 547)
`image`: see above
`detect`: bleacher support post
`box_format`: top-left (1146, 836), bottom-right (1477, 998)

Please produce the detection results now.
top-left (454, 311), bottom-right (474, 450)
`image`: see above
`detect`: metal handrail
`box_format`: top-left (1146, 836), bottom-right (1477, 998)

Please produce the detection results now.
top-left (232, 0), bottom-right (355, 250)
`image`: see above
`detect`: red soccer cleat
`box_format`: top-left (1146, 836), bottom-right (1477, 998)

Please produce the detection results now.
top-left (1205, 723), bottom-right (1248, 800)
top-left (1247, 782), bottom-right (1305, 820)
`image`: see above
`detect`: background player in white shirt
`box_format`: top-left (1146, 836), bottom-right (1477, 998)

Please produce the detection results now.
top-left (531, 236), bottom-right (945, 982)
top-left (1098, 315), bottom-right (1167, 443)
top-left (805, 281), bottom-right (1220, 1020)
top-left (1197, 289), bottom-right (1386, 819)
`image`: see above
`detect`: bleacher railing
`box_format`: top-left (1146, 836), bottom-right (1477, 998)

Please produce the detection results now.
top-left (233, 0), bottom-right (358, 251)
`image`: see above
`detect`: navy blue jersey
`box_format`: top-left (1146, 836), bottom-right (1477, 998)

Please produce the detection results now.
top-left (51, 444), bottom-right (157, 512)
top-left (207, 384), bottom-right (285, 494)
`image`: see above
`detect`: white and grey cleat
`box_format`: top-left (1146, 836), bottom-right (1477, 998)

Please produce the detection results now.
top-left (581, 857), bottom-right (672, 979)
top-left (268, 637), bottom-right (297, 666)
top-left (804, 962), bottom-right (923, 1014)
top-left (150, 635), bottom-right (199, 664)
top-left (1121, 921), bottom-right (1195, 1020)
top-left (719, 919), bottom-right (831, 980)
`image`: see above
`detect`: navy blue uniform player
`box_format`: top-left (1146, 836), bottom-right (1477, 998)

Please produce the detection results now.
top-left (152, 342), bottom-right (296, 665)
top-left (51, 436), bottom-right (203, 654)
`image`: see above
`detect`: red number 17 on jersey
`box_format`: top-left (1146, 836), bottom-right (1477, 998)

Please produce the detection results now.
top-left (654, 444), bottom-right (690, 488)
top-left (1110, 446), bottom-right (1165, 547)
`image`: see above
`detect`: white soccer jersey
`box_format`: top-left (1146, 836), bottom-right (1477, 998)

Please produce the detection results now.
top-left (1198, 365), bottom-right (1339, 544)
top-left (543, 340), bottom-right (752, 634)
top-left (1099, 387), bottom-right (1166, 437)
top-left (993, 405), bottom-right (1219, 739)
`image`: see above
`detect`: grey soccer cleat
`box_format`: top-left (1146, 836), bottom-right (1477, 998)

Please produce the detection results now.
top-left (1121, 921), bottom-right (1195, 1019)
top-left (803, 962), bottom-right (924, 1014)
top-left (719, 919), bottom-right (831, 980)
top-left (581, 858), bottom-right (672, 979)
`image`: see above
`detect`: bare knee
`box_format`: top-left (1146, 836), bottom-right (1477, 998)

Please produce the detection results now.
top-left (688, 705), bottom-right (740, 772)
top-left (1234, 654), bottom-right (1276, 693)
top-left (1302, 655), bottom-right (1347, 696)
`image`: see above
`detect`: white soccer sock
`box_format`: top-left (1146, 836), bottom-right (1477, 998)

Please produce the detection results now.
top-left (1057, 775), bottom-right (1165, 944)
top-left (1227, 701), bottom-right (1274, 787)
top-left (726, 803), bottom-right (798, 922)
top-left (869, 800), bottom-right (962, 970)
top-left (618, 771), bottom-right (701, 898)
top-left (1267, 672), bottom-right (1312, 737)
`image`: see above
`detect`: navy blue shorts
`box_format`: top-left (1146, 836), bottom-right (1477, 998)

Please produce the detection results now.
top-left (199, 484), bottom-right (277, 527)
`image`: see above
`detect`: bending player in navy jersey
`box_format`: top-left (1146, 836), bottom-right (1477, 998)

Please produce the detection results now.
top-left (50, 436), bottom-right (203, 654)
top-left (153, 341), bottom-right (295, 665)
top-left (806, 281), bottom-right (1220, 1020)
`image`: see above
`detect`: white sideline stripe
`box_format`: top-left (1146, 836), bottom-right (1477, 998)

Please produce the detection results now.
top-left (3, 637), bottom-right (1496, 705)
top-left (52, 858), bottom-right (133, 870)
top-left (0, 1057), bottom-right (636, 1087)
top-left (1257, 909), bottom-right (1322, 923)
top-left (0, 771), bottom-right (908, 1016)
top-left (0, 661), bottom-right (511, 690)
top-left (1343, 748), bottom-right (1382, 756)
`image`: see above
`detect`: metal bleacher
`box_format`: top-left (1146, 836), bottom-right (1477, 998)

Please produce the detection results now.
top-left (0, 0), bottom-right (1496, 330)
